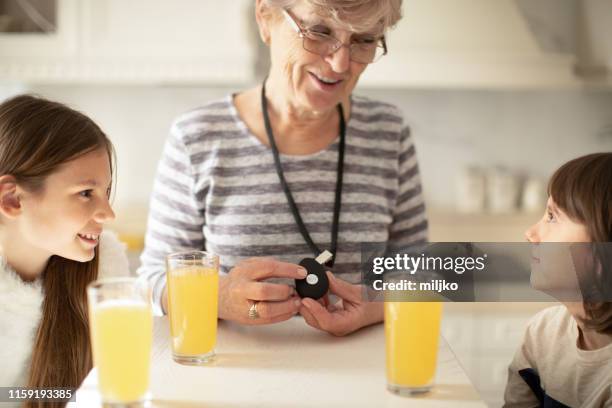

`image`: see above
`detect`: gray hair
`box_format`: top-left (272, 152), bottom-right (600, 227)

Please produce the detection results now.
top-left (263, 0), bottom-right (402, 34)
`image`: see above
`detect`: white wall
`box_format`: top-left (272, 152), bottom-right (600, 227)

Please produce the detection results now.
top-left (364, 88), bottom-right (612, 207)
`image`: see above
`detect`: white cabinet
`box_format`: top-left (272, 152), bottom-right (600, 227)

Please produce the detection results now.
top-left (0, 0), bottom-right (254, 84)
top-left (4, 0), bottom-right (607, 88)
top-left (77, 0), bottom-right (254, 84)
top-left (0, 0), bottom-right (78, 58)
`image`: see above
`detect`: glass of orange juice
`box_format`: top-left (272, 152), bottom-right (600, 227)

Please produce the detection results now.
top-left (384, 274), bottom-right (443, 396)
top-left (87, 277), bottom-right (153, 406)
top-left (166, 251), bottom-right (219, 365)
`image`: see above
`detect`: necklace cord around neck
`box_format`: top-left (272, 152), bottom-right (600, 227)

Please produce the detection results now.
top-left (261, 80), bottom-right (345, 267)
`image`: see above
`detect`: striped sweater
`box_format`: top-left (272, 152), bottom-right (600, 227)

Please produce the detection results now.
top-left (138, 94), bottom-right (428, 315)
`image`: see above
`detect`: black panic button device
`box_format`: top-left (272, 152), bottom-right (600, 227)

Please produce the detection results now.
top-left (295, 250), bottom-right (333, 300)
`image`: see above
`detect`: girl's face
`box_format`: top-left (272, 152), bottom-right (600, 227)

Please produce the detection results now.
top-left (18, 148), bottom-right (115, 262)
top-left (525, 197), bottom-right (590, 243)
top-left (265, 3), bottom-right (372, 112)
top-left (526, 197), bottom-right (591, 318)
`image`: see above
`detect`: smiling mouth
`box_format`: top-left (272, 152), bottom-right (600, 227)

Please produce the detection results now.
top-left (309, 72), bottom-right (343, 86)
top-left (78, 233), bottom-right (100, 244)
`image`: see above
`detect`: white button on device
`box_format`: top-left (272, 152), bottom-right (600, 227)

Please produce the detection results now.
top-left (306, 274), bottom-right (319, 285)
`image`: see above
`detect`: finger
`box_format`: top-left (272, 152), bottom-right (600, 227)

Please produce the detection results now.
top-left (321, 294), bottom-right (330, 308)
top-left (315, 295), bottom-right (328, 307)
top-left (245, 310), bottom-right (297, 326)
top-left (326, 272), bottom-right (362, 303)
top-left (299, 305), bottom-right (321, 329)
top-left (301, 297), bottom-right (339, 332)
top-left (243, 281), bottom-right (295, 301)
top-left (254, 297), bottom-right (301, 320)
top-left (245, 258), bottom-right (308, 281)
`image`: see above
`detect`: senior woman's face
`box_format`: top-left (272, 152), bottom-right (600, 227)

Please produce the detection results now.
top-left (265, 2), bottom-right (374, 112)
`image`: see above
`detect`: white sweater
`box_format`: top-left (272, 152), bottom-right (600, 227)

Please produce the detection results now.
top-left (0, 231), bottom-right (129, 388)
top-left (504, 305), bottom-right (612, 407)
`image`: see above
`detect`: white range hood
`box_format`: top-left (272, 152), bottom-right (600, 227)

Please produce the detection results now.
top-left (576, 0), bottom-right (612, 81)
top-left (360, 0), bottom-right (580, 89)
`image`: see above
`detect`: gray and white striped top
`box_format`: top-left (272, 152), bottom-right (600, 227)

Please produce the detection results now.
top-left (138, 94), bottom-right (428, 315)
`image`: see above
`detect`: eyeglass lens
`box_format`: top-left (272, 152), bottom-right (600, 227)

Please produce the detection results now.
top-left (302, 32), bottom-right (384, 63)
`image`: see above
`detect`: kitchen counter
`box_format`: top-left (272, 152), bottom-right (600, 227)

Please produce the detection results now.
top-left (75, 316), bottom-right (486, 407)
top-left (108, 207), bottom-right (543, 256)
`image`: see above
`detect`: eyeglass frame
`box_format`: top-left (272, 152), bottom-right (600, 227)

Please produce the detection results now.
top-left (281, 8), bottom-right (388, 64)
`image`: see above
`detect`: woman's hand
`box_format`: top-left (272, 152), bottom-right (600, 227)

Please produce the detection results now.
top-left (218, 257), bottom-right (307, 325)
top-left (299, 271), bottom-right (383, 336)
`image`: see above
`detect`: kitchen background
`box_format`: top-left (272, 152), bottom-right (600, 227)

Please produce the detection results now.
top-left (1, 0), bottom-right (611, 406)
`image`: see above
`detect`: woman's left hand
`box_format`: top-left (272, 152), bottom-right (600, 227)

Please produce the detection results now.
top-left (299, 271), bottom-right (383, 336)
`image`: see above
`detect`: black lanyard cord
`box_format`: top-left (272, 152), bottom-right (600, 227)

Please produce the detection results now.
top-left (261, 80), bottom-right (346, 267)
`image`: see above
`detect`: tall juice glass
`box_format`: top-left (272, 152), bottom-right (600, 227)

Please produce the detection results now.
top-left (166, 251), bottom-right (219, 365)
top-left (384, 273), bottom-right (443, 396)
top-left (87, 277), bottom-right (153, 406)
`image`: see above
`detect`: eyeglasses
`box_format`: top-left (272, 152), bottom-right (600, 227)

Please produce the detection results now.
top-left (282, 9), bottom-right (387, 64)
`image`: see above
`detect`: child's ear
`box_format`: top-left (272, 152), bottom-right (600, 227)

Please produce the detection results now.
top-left (0, 175), bottom-right (23, 219)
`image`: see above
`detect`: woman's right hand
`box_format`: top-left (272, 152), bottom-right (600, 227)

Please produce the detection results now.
top-left (217, 257), bottom-right (307, 325)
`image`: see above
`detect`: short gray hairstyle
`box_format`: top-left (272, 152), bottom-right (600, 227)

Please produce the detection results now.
top-left (263, 0), bottom-right (402, 34)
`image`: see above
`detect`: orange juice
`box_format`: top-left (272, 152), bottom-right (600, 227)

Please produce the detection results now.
top-left (167, 266), bottom-right (219, 358)
top-left (90, 299), bottom-right (152, 403)
top-left (384, 301), bottom-right (443, 392)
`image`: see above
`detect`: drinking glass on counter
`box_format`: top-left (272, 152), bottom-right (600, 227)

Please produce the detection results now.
top-left (87, 277), bottom-right (153, 406)
top-left (384, 274), bottom-right (443, 396)
top-left (166, 251), bottom-right (219, 365)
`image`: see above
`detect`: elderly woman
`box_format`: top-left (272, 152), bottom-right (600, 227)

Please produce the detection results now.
top-left (138, 0), bottom-right (427, 336)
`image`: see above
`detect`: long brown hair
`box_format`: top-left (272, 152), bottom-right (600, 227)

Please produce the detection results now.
top-left (549, 152), bottom-right (612, 334)
top-left (0, 94), bottom-right (114, 405)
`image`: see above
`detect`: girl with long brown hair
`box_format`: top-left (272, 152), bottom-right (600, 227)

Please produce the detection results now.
top-left (504, 153), bottom-right (612, 407)
top-left (0, 95), bottom-right (129, 406)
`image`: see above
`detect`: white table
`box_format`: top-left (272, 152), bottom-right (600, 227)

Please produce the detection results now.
top-left (76, 317), bottom-right (486, 407)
